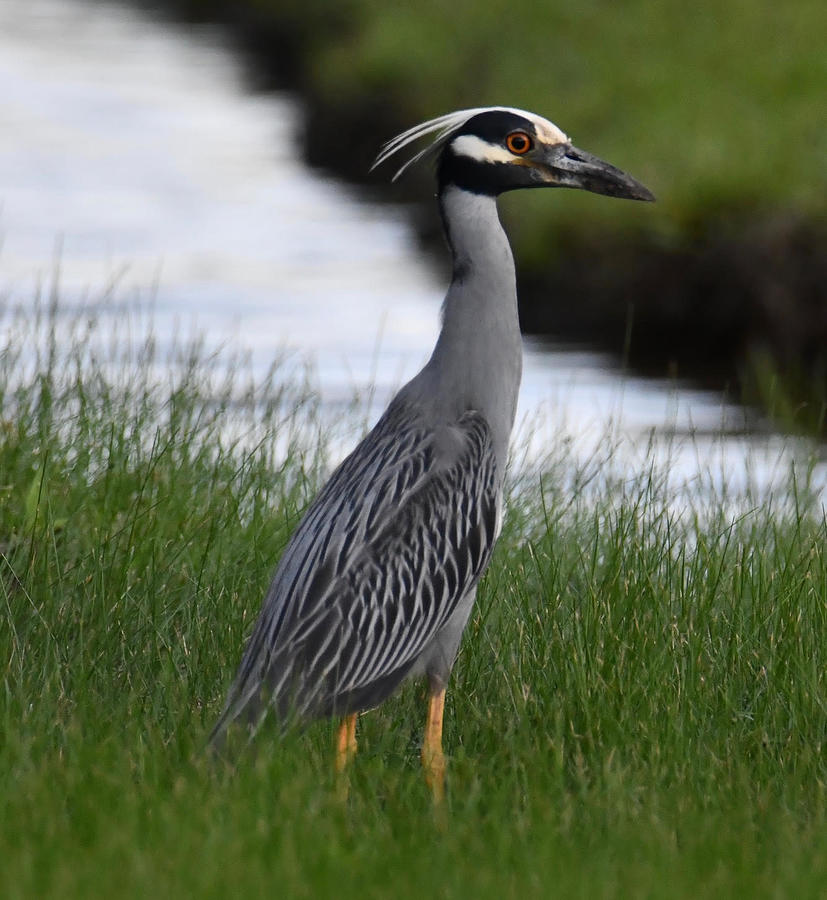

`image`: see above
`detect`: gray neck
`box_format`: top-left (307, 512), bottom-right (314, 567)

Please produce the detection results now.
top-left (408, 186), bottom-right (523, 469)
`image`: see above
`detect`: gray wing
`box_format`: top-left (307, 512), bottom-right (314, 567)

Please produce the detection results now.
top-left (210, 396), bottom-right (500, 743)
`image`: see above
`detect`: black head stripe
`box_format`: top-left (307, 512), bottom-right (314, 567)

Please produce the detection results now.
top-left (459, 111), bottom-right (538, 143)
top-left (438, 111), bottom-right (541, 195)
top-left (438, 157), bottom-right (538, 196)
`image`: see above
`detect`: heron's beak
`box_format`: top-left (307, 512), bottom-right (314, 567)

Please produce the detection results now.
top-left (539, 143), bottom-right (655, 202)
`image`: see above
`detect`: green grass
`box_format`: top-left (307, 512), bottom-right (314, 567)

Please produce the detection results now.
top-left (2, 301), bottom-right (827, 897)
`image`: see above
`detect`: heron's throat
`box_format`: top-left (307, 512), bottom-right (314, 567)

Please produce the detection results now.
top-left (438, 186), bottom-right (516, 291)
top-left (428, 186), bottom-right (522, 455)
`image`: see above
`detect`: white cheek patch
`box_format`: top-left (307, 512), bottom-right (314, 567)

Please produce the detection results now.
top-left (449, 134), bottom-right (521, 165)
top-left (450, 119), bottom-right (570, 165)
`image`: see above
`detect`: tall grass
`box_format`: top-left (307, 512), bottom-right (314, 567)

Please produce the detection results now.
top-left (2, 301), bottom-right (826, 897)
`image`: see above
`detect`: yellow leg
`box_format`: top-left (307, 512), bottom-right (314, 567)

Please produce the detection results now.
top-left (422, 688), bottom-right (447, 804)
top-left (335, 713), bottom-right (358, 773)
top-left (335, 713), bottom-right (358, 800)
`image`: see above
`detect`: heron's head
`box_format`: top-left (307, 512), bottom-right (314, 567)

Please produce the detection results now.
top-left (373, 106), bottom-right (654, 202)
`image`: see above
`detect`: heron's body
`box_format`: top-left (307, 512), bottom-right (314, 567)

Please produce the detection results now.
top-left (210, 107), bottom-right (653, 796)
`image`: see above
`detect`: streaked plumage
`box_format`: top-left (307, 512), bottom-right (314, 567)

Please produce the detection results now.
top-left (210, 107), bottom-right (653, 794)
top-left (212, 398), bottom-right (499, 732)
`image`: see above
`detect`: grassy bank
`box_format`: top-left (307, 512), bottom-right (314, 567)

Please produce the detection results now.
top-left (155, 0), bottom-right (827, 396)
top-left (2, 303), bottom-right (826, 896)
top-left (183, 0), bottom-right (827, 227)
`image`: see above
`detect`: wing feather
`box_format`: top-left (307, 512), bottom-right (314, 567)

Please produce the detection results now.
top-left (210, 397), bottom-right (500, 742)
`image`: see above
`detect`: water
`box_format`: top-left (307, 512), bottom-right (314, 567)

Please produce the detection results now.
top-left (0, 0), bottom-right (822, 505)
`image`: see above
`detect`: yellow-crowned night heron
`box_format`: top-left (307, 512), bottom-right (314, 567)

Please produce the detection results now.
top-left (210, 107), bottom-right (653, 800)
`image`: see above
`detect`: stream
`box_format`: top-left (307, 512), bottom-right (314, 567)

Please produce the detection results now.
top-left (0, 0), bottom-right (822, 506)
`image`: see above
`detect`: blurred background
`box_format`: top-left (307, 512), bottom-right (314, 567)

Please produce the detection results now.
top-left (1, 0), bottom-right (825, 480)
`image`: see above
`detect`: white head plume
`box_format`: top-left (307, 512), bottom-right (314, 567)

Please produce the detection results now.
top-left (371, 106), bottom-right (570, 182)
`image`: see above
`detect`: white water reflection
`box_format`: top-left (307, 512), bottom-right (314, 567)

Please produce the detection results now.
top-left (0, 0), bottom-right (822, 505)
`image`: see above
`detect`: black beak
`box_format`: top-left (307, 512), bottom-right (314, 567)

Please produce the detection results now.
top-left (542, 143), bottom-right (655, 202)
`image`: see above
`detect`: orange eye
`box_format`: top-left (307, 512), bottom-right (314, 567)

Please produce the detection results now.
top-left (506, 131), bottom-right (532, 155)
